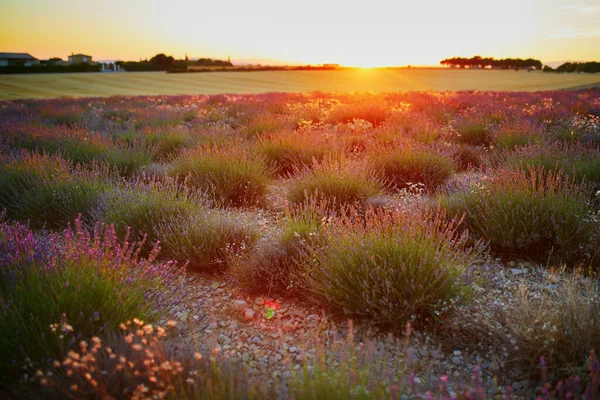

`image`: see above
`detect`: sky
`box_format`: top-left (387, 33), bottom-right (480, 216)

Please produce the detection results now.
top-left (1, 0), bottom-right (599, 67)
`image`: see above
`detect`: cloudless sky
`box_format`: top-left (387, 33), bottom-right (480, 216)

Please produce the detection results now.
top-left (1, 0), bottom-right (599, 66)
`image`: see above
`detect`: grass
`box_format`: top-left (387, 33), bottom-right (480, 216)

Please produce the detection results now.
top-left (1, 70), bottom-right (598, 100)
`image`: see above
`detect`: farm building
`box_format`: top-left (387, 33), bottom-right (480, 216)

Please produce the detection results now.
top-left (68, 53), bottom-right (93, 64)
top-left (0, 53), bottom-right (39, 67)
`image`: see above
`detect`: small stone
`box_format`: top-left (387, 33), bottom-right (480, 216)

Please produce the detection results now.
top-left (512, 382), bottom-right (522, 391)
top-left (242, 353), bottom-right (250, 362)
top-left (251, 336), bottom-right (262, 345)
top-left (282, 321), bottom-right (297, 332)
top-left (208, 322), bottom-right (218, 330)
top-left (453, 350), bottom-right (462, 357)
top-left (210, 282), bottom-right (220, 290)
top-left (510, 268), bottom-right (524, 276)
top-left (233, 300), bottom-right (248, 314)
top-left (244, 308), bottom-right (256, 320)
top-left (453, 370), bottom-right (461, 378)
top-left (178, 311), bottom-right (189, 321)
top-left (255, 297), bottom-right (265, 306)
top-left (489, 361), bottom-right (500, 372)
top-left (289, 346), bottom-right (297, 353)
top-left (217, 334), bottom-right (231, 345)
top-left (452, 357), bottom-right (462, 365)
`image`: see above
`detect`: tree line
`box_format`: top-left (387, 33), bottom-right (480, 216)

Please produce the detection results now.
top-left (544, 62), bottom-right (600, 74)
top-left (117, 53), bottom-right (232, 72)
top-left (440, 56), bottom-right (542, 70)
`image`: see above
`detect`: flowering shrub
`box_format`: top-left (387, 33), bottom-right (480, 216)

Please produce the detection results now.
top-left (255, 131), bottom-right (331, 177)
top-left (309, 206), bottom-right (485, 326)
top-left (504, 142), bottom-right (600, 184)
top-left (0, 217), bottom-right (183, 388)
top-left (287, 157), bottom-right (383, 209)
top-left (171, 144), bottom-right (272, 207)
top-left (373, 147), bottom-right (455, 191)
top-left (0, 151), bottom-right (108, 229)
top-left (440, 167), bottom-right (596, 262)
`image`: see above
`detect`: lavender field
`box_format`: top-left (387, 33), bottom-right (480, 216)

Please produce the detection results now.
top-left (1, 90), bottom-right (600, 398)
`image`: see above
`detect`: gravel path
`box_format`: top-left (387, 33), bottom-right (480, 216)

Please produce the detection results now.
top-left (156, 258), bottom-right (568, 399)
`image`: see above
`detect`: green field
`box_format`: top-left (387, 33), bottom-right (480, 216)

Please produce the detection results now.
top-left (1, 69), bottom-right (599, 100)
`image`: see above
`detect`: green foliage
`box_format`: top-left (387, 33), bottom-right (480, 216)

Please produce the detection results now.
top-left (157, 210), bottom-right (257, 270)
top-left (309, 207), bottom-right (483, 326)
top-left (494, 123), bottom-right (542, 150)
top-left (287, 159), bottom-right (382, 209)
top-left (500, 272), bottom-right (600, 380)
top-left (255, 134), bottom-right (329, 177)
top-left (91, 178), bottom-right (197, 246)
top-left (453, 120), bottom-right (491, 146)
top-left (171, 145), bottom-right (272, 208)
top-left (327, 102), bottom-right (390, 126)
top-left (440, 167), bottom-right (596, 262)
top-left (0, 152), bottom-right (107, 229)
top-left (453, 144), bottom-right (485, 171)
top-left (504, 142), bottom-right (600, 184)
top-left (104, 140), bottom-right (155, 176)
top-left (374, 149), bottom-right (454, 191)
top-left (0, 219), bottom-right (177, 387)
top-left (231, 198), bottom-right (328, 294)
top-left (152, 132), bottom-right (192, 160)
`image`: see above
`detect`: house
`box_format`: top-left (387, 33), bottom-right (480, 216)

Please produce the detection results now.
top-left (0, 53), bottom-right (39, 67)
top-left (68, 53), bottom-right (93, 64)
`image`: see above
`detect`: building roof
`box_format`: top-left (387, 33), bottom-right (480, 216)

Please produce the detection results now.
top-left (0, 52), bottom-right (38, 60)
top-left (69, 54), bottom-right (92, 58)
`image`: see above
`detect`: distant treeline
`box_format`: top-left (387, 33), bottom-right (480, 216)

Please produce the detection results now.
top-left (118, 53), bottom-right (232, 72)
top-left (169, 65), bottom-right (342, 74)
top-left (0, 64), bottom-right (101, 74)
top-left (440, 56), bottom-right (542, 70)
top-left (543, 62), bottom-right (600, 74)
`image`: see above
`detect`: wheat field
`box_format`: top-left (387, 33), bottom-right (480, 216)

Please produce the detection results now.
top-left (1, 69), bottom-right (599, 100)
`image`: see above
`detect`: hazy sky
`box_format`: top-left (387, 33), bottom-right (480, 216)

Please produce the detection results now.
top-left (1, 0), bottom-right (599, 66)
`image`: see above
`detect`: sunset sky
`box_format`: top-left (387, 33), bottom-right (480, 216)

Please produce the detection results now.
top-left (1, 0), bottom-right (599, 67)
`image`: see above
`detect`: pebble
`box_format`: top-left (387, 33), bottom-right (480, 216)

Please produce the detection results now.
top-left (251, 336), bottom-right (262, 345)
top-left (210, 282), bottom-right (220, 290)
top-left (244, 308), bottom-right (256, 320)
top-left (233, 300), bottom-right (248, 314)
top-left (217, 334), bottom-right (231, 345)
top-left (255, 297), bottom-right (265, 306)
